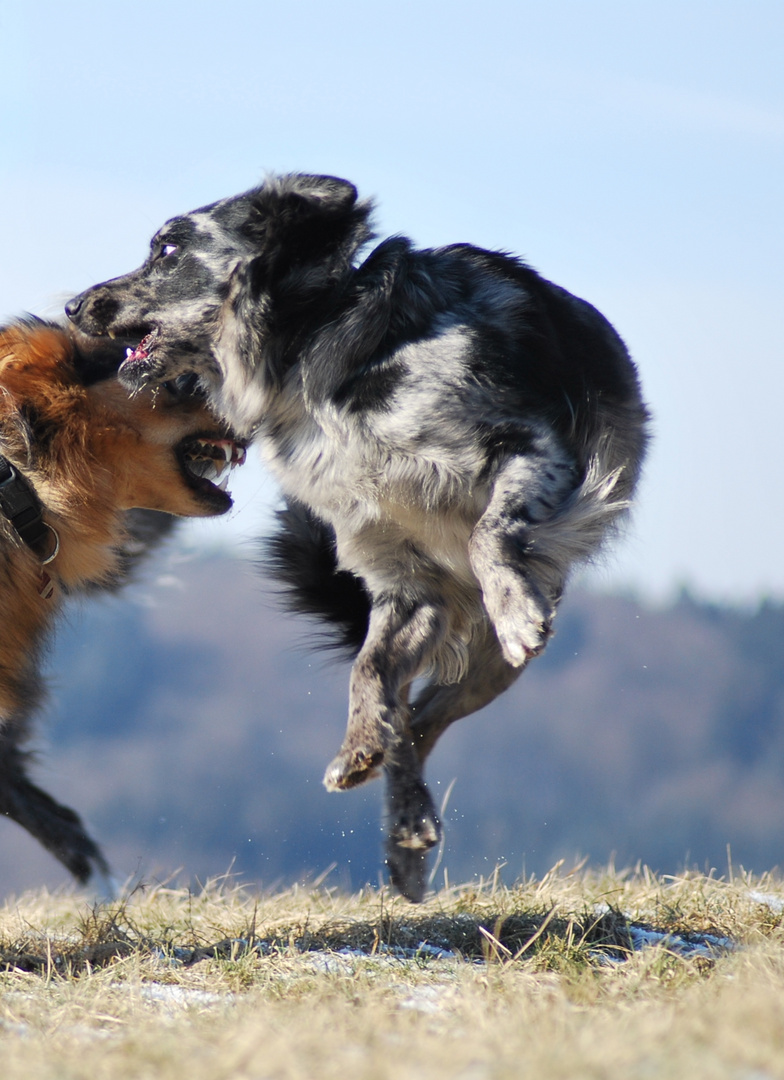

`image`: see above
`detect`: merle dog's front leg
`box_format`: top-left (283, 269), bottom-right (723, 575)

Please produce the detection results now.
top-left (384, 626), bottom-right (523, 901)
top-left (383, 745), bottom-right (441, 903)
top-left (323, 597), bottom-right (447, 791)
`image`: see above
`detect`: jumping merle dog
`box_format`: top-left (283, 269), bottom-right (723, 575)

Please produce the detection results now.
top-left (66, 174), bottom-right (650, 900)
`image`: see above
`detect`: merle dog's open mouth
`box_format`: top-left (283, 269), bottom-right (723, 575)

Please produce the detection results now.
top-left (121, 328), bottom-right (159, 373)
top-left (177, 435), bottom-right (247, 510)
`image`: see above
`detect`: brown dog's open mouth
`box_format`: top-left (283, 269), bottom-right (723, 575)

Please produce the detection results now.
top-left (177, 435), bottom-right (247, 509)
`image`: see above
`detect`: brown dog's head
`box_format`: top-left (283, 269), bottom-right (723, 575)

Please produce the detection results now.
top-left (0, 319), bottom-right (246, 521)
top-left (87, 374), bottom-right (247, 518)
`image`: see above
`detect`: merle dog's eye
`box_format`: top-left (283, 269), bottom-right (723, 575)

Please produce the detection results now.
top-left (152, 242), bottom-right (179, 262)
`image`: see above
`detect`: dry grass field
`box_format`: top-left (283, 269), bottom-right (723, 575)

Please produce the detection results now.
top-left (2, 863), bottom-right (784, 1079)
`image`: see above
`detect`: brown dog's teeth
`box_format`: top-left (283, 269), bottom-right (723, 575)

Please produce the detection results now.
top-left (181, 436), bottom-right (243, 494)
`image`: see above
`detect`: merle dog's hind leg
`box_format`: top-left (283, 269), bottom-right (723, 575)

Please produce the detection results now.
top-left (469, 449), bottom-right (577, 667)
top-left (323, 597), bottom-right (448, 791)
top-left (384, 627), bottom-right (524, 901)
top-left (0, 743), bottom-right (111, 888)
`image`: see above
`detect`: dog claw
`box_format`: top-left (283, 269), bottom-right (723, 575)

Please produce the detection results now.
top-left (385, 815), bottom-right (440, 900)
top-left (323, 746), bottom-right (384, 791)
top-left (497, 627), bottom-right (550, 667)
top-left (390, 813), bottom-right (441, 851)
top-left (493, 609), bottom-right (553, 667)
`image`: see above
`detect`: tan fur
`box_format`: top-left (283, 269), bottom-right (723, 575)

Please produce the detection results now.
top-left (0, 319), bottom-right (243, 883)
top-left (0, 323), bottom-right (227, 597)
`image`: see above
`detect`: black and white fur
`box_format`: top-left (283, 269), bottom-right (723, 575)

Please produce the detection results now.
top-left (66, 174), bottom-right (650, 900)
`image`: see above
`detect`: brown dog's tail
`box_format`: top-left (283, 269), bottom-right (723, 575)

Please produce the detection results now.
top-left (262, 501), bottom-right (370, 656)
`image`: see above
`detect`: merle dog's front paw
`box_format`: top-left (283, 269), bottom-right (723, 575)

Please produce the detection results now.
top-left (384, 778), bottom-right (442, 902)
top-left (385, 817), bottom-right (441, 902)
top-left (494, 615), bottom-right (552, 666)
top-left (488, 583), bottom-right (554, 666)
top-left (323, 745), bottom-right (385, 790)
top-left (386, 845), bottom-right (429, 903)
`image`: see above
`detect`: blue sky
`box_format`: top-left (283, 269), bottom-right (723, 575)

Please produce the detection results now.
top-left (2, 0), bottom-right (782, 602)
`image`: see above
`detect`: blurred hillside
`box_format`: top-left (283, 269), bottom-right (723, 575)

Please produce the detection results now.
top-left (1, 549), bottom-right (783, 898)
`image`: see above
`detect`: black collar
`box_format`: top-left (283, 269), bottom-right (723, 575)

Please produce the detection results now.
top-left (0, 455), bottom-right (52, 555)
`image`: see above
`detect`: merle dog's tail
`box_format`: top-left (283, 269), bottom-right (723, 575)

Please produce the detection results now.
top-left (263, 501), bottom-right (370, 655)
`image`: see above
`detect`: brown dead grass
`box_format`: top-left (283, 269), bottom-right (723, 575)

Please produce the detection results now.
top-left (2, 863), bottom-right (784, 1079)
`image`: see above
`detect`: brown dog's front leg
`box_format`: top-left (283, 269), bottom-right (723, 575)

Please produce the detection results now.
top-left (322, 598), bottom-right (446, 791)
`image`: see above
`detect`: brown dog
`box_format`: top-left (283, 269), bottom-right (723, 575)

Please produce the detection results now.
top-left (0, 317), bottom-right (245, 888)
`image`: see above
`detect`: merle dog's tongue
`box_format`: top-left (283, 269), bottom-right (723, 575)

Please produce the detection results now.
top-left (124, 330), bottom-right (158, 365)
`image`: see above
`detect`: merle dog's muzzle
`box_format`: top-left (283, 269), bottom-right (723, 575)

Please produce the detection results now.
top-left (65, 278), bottom-right (161, 389)
top-left (66, 285), bottom-right (131, 339)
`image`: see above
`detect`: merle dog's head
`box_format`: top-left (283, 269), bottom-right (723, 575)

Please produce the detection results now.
top-left (65, 174), bottom-right (373, 433)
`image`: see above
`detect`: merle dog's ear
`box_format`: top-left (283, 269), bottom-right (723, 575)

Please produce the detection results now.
top-left (242, 174), bottom-right (373, 280)
top-left (254, 174), bottom-right (359, 218)
top-left (285, 174), bottom-right (360, 211)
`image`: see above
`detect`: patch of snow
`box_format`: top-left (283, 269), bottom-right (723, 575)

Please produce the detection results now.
top-left (398, 984), bottom-right (453, 1014)
top-left (628, 926), bottom-right (734, 957)
top-left (0, 1019), bottom-right (30, 1037)
top-left (106, 981), bottom-right (236, 1015)
top-left (748, 891), bottom-right (784, 913)
top-left (304, 942), bottom-right (459, 975)
top-left (376, 941), bottom-right (458, 961)
top-left (137, 984), bottom-right (234, 1008)
top-left (305, 952), bottom-right (357, 975)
